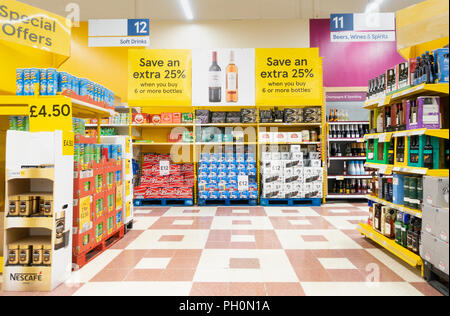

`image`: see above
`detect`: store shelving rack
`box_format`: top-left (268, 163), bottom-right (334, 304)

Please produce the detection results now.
top-left (357, 0), bottom-right (449, 277)
top-left (326, 121), bottom-right (369, 200)
top-left (129, 102), bottom-right (327, 205)
top-left (0, 93), bottom-right (118, 290)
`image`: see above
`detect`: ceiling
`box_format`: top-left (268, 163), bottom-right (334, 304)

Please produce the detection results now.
top-left (20, 0), bottom-right (424, 21)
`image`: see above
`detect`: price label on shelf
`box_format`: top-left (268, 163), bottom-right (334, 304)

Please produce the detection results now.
top-left (28, 100), bottom-right (73, 132)
top-left (238, 175), bottom-right (249, 191)
top-left (336, 176), bottom-right (345, 181)
top-left (159, 160), bottom-right (170, 176)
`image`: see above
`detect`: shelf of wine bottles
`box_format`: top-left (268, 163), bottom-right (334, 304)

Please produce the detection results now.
top-left (328, 178), bottom-right (371, 195)
top-left (329, 123), bottom-right (370, 140)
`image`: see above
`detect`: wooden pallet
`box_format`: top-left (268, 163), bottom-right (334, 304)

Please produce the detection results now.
top-left (133, 198), bottom-right (194, 207)
top-left (423, 260), bottom-right (449, 296)
top-left (197, 199), bottom-right (258, 206)
top-left (260, 198), bottom-right (322, 207)
top-left (72, 225), bottom-right (125, 271)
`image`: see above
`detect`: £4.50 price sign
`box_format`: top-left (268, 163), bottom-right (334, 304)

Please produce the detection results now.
top-left (255, 48), bottom-right (323, 106)
top-left (27, 97), bottom-right (73, 132)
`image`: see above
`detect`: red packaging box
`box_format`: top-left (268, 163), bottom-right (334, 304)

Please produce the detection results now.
top-left (143, 154), bottom-right (160, 163)
top-left (159, 154), bottom-right (171, 161)
top-left (181, 164), bottom-right (194, 173)
top-left (161, 187), bottom-right (178, 198)
top-left (172, 113), bottom-right (182, 124)
top-left (177, 188), bottom-right (193, 199)
top-left (184, 179), bottom-right (195, 187)
top-left (168, 132), bottom-right (182, 143)
top-left (161, 113), bottom-right (173, 124)
top-left (169, 175), bottom-right (184, 186)
top-left (132, 113), bottom-right (148, 124)
top-left (140, 176), bottom-right (155, 185)
top-left (72, 228), bottom-right (94, 256)
top-left (147, 176), bottom-right (168, 187)
top-left (145, 188), bottom-right (161, 199)
top-left (170, 164), bottom-right (181, 175)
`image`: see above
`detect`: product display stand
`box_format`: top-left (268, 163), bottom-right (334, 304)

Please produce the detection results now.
top-left (357, 2), bottom-right (449, 292)
top-left (3, 131), bottom-right (73, 291)
top-left (131, 106), bottom-right (195, 207)
top-left (326, 121), bottom-right (370, 200)
top-left (100, 136), bottom-right (134, 231)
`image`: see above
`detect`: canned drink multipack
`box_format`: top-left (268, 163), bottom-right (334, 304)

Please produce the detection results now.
top-left (58, 72), bottom-right (70, 92)
top-left (39, 69), bottom-right (47, 96)
top-left (47, 69), bottom-right (58, 95)
top-left (30, 68), bottom-right (40, 96)
top-left (16, 69), bottom-right (24, 96)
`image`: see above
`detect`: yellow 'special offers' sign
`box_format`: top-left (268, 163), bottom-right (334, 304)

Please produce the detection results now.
top-left (255, 48), bottom-right (323, 106)
top-left (128, 49), bottom-right (192, 106)
top-left (0, 0), bottom-right (71, 56)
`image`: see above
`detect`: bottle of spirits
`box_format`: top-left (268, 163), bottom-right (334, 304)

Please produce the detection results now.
top-left (394, 212), bottom-right (403, 244)
top-left (396, 137), bottom-right (405, 163)
top-left (209, 51), bottom-right (222, 103)
top-left (226, 51), bottom-right (238, 102)
top-left (388, 138), bottom-right (395, 165)
top-left (423, 136), bottom-right (434, 169)
top-left (401, 214), bottom-right (410, 248)
top-left (329, 109), bottom-right (333, 122)
top-left (374, 204), bottom-right (382, 232)
top-left (385, 209), bottom-right (396, 238)
top-left (343, 161), bottom-right (347, 176)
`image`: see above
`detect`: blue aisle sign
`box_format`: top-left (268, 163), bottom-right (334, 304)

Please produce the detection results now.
top-left (88, 19), bottom-right (150, 47)
top-left (330, 13), bottom-right (396, 42)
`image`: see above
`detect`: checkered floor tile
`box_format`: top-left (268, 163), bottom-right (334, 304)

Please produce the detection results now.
top-left (0, 204), bottom-right (443, 296)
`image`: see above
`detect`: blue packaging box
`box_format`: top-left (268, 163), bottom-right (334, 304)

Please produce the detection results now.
top-left (238, 162), bottom-right (248, 169)
top-left (246, 153), bottom-right (256, 162)
top-left (393, 174), bottom-right (405, 205)
top-left (210, 191), bottom-right (220, 199)
top-left (248, 168), bottom-right (257, 176)
top-left (219, 161), bottom-right (229, 169)
top-left (200, 153), bottom-right (210, 161)
top-left (199, 169), bottom-right (209, 177)
top-left (240, 191), bottom-right (250, 199)
top-left (218, 176), bottom-right (228, 185)
top-left (236, 153), bottom-right (245, 162)
top-left (209, 169), bottom-right (219, 176)
top-left (229, 191), bottom-right (239, 199)
top-left (39, 68), bottom-right (47, 96)
top-left (228, 176), bottom-right (238, 185)
top-left (228, 169), bottom-right (238, 176)
top-left (199, 191), bottom-right (209, 199)
top-left (238, 169), bottom-right (247, 176)
top-left (16, 69), bottom-right (24, 96)
top-left (249, 191), bottom-right (258, 199)
top-left (47, 69), bottom-right (58, 96)
top-left (229, 162), bottom-right (238, 169)
top-left (218, 169), bottom-right (228, 177)
top-left (434, 48), bottom-right (449, 83)
top-left (219, 191), bottom-right (229, 199)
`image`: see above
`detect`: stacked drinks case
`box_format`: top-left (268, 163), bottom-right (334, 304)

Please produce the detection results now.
top-left (72, 135), bottom-right (124, 269)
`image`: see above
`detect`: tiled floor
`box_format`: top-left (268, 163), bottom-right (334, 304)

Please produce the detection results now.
top-left (0, 202), bottom-right (443, 296)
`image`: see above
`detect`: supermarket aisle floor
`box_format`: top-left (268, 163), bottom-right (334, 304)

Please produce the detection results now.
top-left (0, 202), bottom-right (442, 296)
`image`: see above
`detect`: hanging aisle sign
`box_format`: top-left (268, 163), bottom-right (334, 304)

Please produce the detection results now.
top-left (255, 48), bottom-right (323, 106)
top-left (88, 19), bottom-right (150, 47)
top-left (330, 13), bottom-right (396, 42)
top-left (0, 0), bottom-right (71, 56)
top-left (128, 49), bottom-right (192, 106)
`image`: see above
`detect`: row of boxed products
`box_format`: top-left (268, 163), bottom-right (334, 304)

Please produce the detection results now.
top-left (367, 135), bottom-right (449, 170)
top-left (261, 166), bottom-right (323, 184)
top-left (85, 128), bottom-right (118, 137)
top-left (195, 109), bottom-right (257, 124)
top-left (73, 210), bottom-right (123, 256)
top-left (9, 116), bottom-right (29, 131)
top-left (84, 113), bottom-right (130, 126)
top-left (371, 96), bottom-right (446, 133)
top-left (132, 112), bottom-right (193, 125)
top-left (367, 48), bottom-right (449, 100)
top-left (262, 181), bottom-right (323, 199)
top-left (7, 237), bottom-right (52, 267)
top-left (199, 152), bottom-right (256, 163)
top-left (259, 130), bottom-right (319, 143)
top-left (199, 190), bottom-right (258, 200)
top-left (16, 68), bottom-right (114, 107)
top-left (7, 195), bottom-right (52, 217)
top-left (197, 127), bottom-right (248, 143)
top-left (134, 187), bottom-right (193, 199)
top-left (168, 130), bottom-right (194, 143)
top-left (370, 205), bottom-right (422, 255)
top-left (259, 107), bottom-right (321, 123)
top-left (74, 143), bottom-right (123, 171)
